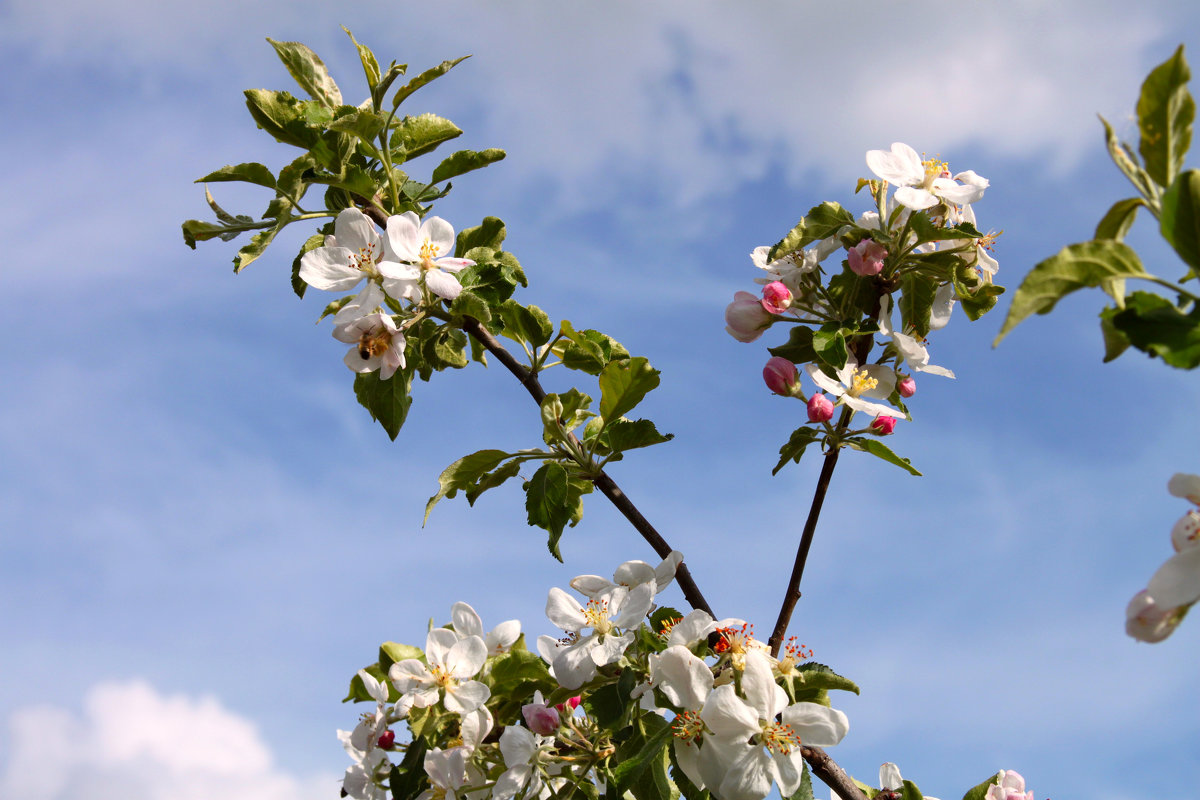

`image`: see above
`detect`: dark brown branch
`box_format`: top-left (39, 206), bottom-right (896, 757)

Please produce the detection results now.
top-left (460, 317), bottom-right (714, 617)
top-left (804, 746), bottom-right (870, 800)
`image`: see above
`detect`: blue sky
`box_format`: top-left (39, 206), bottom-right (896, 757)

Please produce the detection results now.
top-left (3, 2), bottom-right (1200, 799)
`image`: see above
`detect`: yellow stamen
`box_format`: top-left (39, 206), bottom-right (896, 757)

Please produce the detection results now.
top-left (848, 368), bottom-right (878, 397)
top-left (760, 720), bottom-right (801, 755)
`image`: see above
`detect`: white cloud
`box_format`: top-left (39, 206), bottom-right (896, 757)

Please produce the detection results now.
top-left (0, 681), bottom-right (336, 800)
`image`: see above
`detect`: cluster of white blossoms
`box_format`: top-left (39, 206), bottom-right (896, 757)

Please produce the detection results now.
top-left (339, 552), bottom-right (850, 800)
top-left (299, 207), bottom-right (475, 379)
top-left (1126, 473), bottom-right (1200, 642)
top-left (728, 142), bottom-right (997, 438)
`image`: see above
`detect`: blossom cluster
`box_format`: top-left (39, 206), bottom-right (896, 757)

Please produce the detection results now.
top-left (726, 142), bottom-right (998, 442)
top-left (300, 207), bottom-right (475, 379)
top-left (1126, 473), bottom-right (1200, 641)
top-left (339, 552), bottom-right (853, 800)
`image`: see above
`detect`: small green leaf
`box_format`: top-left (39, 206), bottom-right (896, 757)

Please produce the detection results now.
top-left (448, 290), bottom-right (493, 326)
top-left (343, 27), bottom-right (381, 92)
top-left (456, 217), bottom-right (507, 254)
top-left (1160, 169), bottom-right (1200, 273)
top-left (464, 460), bottom-right (522, 506)
top-left (379, 642), bottom-right (423, 673)
top-left (317, 296), bottom-right (353, 323)
top-left (599, 357), bottom-right (661, 422)
top-left (843, 437), bottom-right (922, 476)
top-left (768, 325), bottom-right (819, 365)
top-left (899, 273), bottom-right (937, 338)
top-left (961, 773), bottom-right (1001, 800)
top-left (425, 449), bottom-right (511, 523)
top-left (1137, 44), bottom-right (1194, 188)
top-left (767, 202), bottom-right (855, 261)
top-left (353, 365), bottom-right (414, 441)
top-left (994, 240), bottom-right (1148, 344)
top-left (390, 735), bottom-right (430, 800)
top-left (794, 662), bottom-right (861, 695)
top-left (327, 107), bottom-right (389, 143)
top-left (181, 219), bottom-right (233, 249)
top-left (1099, 307), bottom-right (1133, 362)
top-left (431, 148), bottom-right (506, 184)
top-left (525, 462), bottom-right (572, 561)
top-left (605, 419), bottom-right (673, 453)
top-left (266, 38), bottom-right (342, 108)
top-left (812, 327), bottom-right (848, 370)
top-left (498, 300), bottom-right (554, 348)
top-left (1094, 197), bottom-right (1146, 241)
top-left (197, 162), bottom-right (277, 189)
top-left (1101, 116), bottom-right (1158, 200)
top-left (391, 113), bottom-right (464, 160)
top-left (772, 426), bottom-right (822, 475)
top-left (392, 56), bottom-right (471, 109)
top-left (900, 780), bottom-right (926, 800)
top-left (1105, 290), bottom-right (1200, 368)
top-left (233, 217), bottom-right (288, 272)
top-left (613, 715), bottom-right (674, 794)
top-left (244, 89), bottom-right (318, 150)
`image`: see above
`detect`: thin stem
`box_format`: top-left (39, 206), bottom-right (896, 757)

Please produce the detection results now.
top-left (459, 316), bottom-right (714, 618)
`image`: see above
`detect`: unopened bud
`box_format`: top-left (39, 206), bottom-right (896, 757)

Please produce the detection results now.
top-left (870, 415), bottom-right (897, 435)
top-left (554, 696), bottom-right (581, 713)
top-left (897, 375), bottom-right (916, 397)
top-left (807, 393), bottom-right (834, 423)
top-left (724, 291), bottom-right (773, 342)
top-left (377, 730), bottom-right (395, 750)
top-left (763, 356), bottom-right (800, 396)
top-left (847, 239), bottom-right (888, 277)
top-left (761, 281), bottom-right (793, 314)
top-left (522, 701), bottom-right (561, 735)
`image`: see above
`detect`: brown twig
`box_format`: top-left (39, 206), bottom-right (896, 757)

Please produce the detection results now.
top-left (804, 746), bottom-right (870, 800)
top-left (459, 317), bottom-right (714, 617)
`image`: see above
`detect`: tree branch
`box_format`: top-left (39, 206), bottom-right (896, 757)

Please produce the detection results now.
top-left (460, 316), bottom-right (714, 617)
top-left (804, 746), bottom-right (870, 800)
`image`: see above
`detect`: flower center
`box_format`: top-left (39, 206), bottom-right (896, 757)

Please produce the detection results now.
top-left (976, 229), bottom-right (1003, 251)
top-left (584, 598), bottom-right (613, 636)
top-left (430, 664), bottom-right (454, 689)
top-left (672, 711), bottom-right (705, 743)
top-left (759, 720), bottom-right (801, 756)
top-left (921, 155), bottom-right (950, 188)
top-left (419, 238), bottom-right (441, 270)
top-left (351, 243), bottom-right (381, 278)
top-left (847, 368), bottom-right (878, 398)
top-left (657, 616), bottom-right (683, 642)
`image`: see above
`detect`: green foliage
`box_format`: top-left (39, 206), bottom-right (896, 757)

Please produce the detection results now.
top-left (266, 38), bottom-right (342, 108)
top-left (432, 148), bottom-right (507, 184)
top-left (843, 437), bottom-right (922, 476)
top-left (773, 426), bottom-right (823, 475)
top-left (960, 773), bottom-right (1001, 800)
top-left (555, 321), bottom-right (630, 375)
top-left (599, 357), bottom-right (661, 422)
top-left (1102, 290), bottom-right (1200, 368)
top-left (391, 56), bottom-right (471, 109)
top-left (767, 202), bottom-right (856, 261)
top-left (1137, 44), bottom-right (1194, 188)
top-left (1161, 169), bottom-right (1200, 273)
top-left (994, 240), bottom-right (1147, 344)
top-left (524, 462), bottom-right (592, 561)
top-left (1094, 197), bottom-right (1145, 241)
top-left (391, 113), bottom-right (464, 160)
top-left (424, 449), bottom-right (513, 523)
top-left (497, 300), bottom-right (554, 347)
top-left (353, 366), bottom-right (415, 441)
top-left (612, 715), bottom-right (674, 795)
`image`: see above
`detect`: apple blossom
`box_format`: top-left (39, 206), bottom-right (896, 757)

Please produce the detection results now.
top-left (388, 628), bottom-right (490, 714)
top-left (847, 239), bottom-right (887, 276)
top-left (521, 690), bottom-right (560, 735)
top-left (1125, 590), bottom-right (1186, 643)
top-left (494, 726), bottom-right (557, 800)
top-left (761, 281), bottom-right (793, 314)
top-left (545, 582), bottom-right (655, 689)
top-left (807, 393), bottom-right (834, 423)
top-left (983, 769), bottom-right (1034, 800)
top-left (333, 313), bottom-right (406, 379)
top-left (569, 551), bottom-right (683, 598)
top-left (878, 297), bottom-right (954, 378)
top-left (763, 357), bottom-right (800, 396)
top-left (451, 601), bottom-right (521, 656)
top-left (299, 208), bottom-right (411, 320)
top-left (877, 762), bottom-right (940, 800)
top-left (866, 142), bottom-right (987, 211)
top-left (386, 212), bottom-right (475, 301)
top-left (1168, 472), bottom-right (1200, 504)
top-left (959, 204), bottom-right (1001, 279)
top-left (804, 359), bottom-right (904, 419)
top-left (418, 747), bottom-right (474, 800)
top-left (1171, 510), bottom-right (1200, 552)
top-left (725, 291), bottom-right (774, 342)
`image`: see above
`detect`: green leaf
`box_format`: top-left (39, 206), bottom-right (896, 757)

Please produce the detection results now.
top-left (794, 662), bottom-right (861, 696)
top-left (197, 162), bottom-right (276, 189)
top-left (784, 763), bottom-right (814, 800)
top-left (353, 365), bottom-right (414, 441)
top-left (812, 326), bottom-right (848, 370)
top-left (291, 233), bottom-right (325, 299)
top-left (464, 459), bottom-right (522, 505)
top-left (317, 296), bottom-right (353, 323)
top-left (768, 325), bottom-right (818, 365)
top-left (327, 107), bottom-right (389, 143)
top-left (1137, 44), bottom-right (1194, 188)
top-left (1094, 197), bottom-right (1146, 241)
top-left (448, 290), bottom-right (492, 327)
top-left (1099, 307), bottom-right (1133, 362)
top-left (525, 462), bottom-right (573, 561)
top-left (244, 89), bottom-right (319, 150)
top-left (498, 300), bottom-right (554, 348)
top-left (900, 780), bottom-right (925, 800)
top-left (1101, 116), bottom-right (1158, 200)
top-left (767, 202), bottom-right (855, 261)
top-left (613, 715), bottom-right (674, 794)
top-left (629, 740), bottom-right (675, 800)
top-left (599, 357), bottom-right (660, 422)
top-left (422, 326), bottom-right (469, 371)
top-left (233, 217), bottom-right (288, 272)
top-left (1161, 169), bottom-right (1200, 273)
top-left (994, 240), bottom-right (1148, 344)
top-left (431, 148), bottom-right (506, 183)
top-left (605, 418), bottom-right (673, 453)
top-left (960, 773), bottom-right (1001, 800)
top-left (391, 113), bottom-right (464, 160)
top-left (390, 735), bottom-right (429, 800)
top-left (898, 273), bottom-right (937, 338)
top-left (556, 322), bottom-right (629, 375)
top-left (343, 663), bottom-right (387, 702)
top-left (843, 437), bottom-right (922, 476)
top-left (456, 217), bottom-right (507, 255)
top-left (768, 218), bottom-right (808, 263)
top-left (424, 449), bottom-right (511, 523)
top-left (343, 27), bottom-right (381, 92)
top-left (379, 642), bottom-right (424, 673)
top-left (181, 219), bottom-right (233, 249)
top-left (266, 38), bottom-right (342, 108)
top-left (772, 427), bottom-right (822, 475)
top-left (391, 56), bottom-right (471, 108)
top-left (1105, 290), bottom-right (1200, 368)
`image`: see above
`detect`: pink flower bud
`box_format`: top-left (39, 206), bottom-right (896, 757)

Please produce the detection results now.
top-left (761, 281), bottom-right (793, 314)
top-left (871, 415), bottom-right (897, 435)
top-left (554, 696), bottom-right (581, 713)
top-left (377, 730), bottom-right (395, 750)
top-left (847, 239), bottom-right (888, 276)
top-left (807, 393), bottom-right (834, 423)
top-left (897, 375), bottom-right (916, 397)
top-left (763, 357), bottom-right (800, 396)
top-left (521, 701), bottom-right (561, 735)
top-left (724, 291), bottom-right (773, 342)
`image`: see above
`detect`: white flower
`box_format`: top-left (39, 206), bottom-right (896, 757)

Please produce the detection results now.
top-left (494, 726), bottom-right (557, 800)
top-left (649, 646), bottom-right (714, 791)
top-left (451, 601), bottom-right (521, 657)
top-left (697, 650), bottom-right (848, 800)
top-left (1125, 590), bottom-right (1186, 643)
top-left (877, 296), bottom-right (954, 378)
top-left (983, 769), bottom-right (1033, 800)
top-left (299, 208), bottom-right (411, 321)
top-left (570, 551), bottom-right (683, 598)
top-left (804, 359), bottom-right (905, 419)
top-left (386, 212), bottom-right (475, 301)
top-left (664, 609), bottom-right (718, 648)
top-left (333, 312), bottom-right (406, 380)
top-left (866, 142), bottom-right (987, 211)
top-left (545, 583), bottom-right (655, 689)
top-left (417, 747), bottom-right (472, 800)
top-left (1168, 472), bottom-right (1200, 504)
top-left (388, 628), bottom-right (491, 714)
top-left (878, 763), bottom-right (940, 800)
top-left (929, 283), bottom-right (957, 330)
top-left (958, 205), bottom-right (1000, 279)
